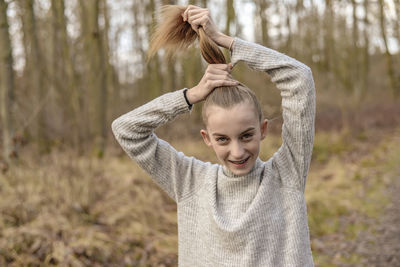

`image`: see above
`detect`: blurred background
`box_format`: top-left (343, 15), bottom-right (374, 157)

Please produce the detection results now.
top-left (0, 0), bottom-right (399, 266)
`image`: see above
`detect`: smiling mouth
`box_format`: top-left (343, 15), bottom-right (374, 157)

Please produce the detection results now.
top-left (228, 156), bottom-right (250, 166)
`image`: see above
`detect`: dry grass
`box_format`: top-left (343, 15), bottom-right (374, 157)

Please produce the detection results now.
top-left (0, 151), bottom-right (178, 266)
top-left (0, 127), bottom-right (399, 266)
top-left (307, 129), bottom-right (400, 266)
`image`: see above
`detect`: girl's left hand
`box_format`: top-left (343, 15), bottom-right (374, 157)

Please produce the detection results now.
top-left (182, 5), bottom-right (233, 50)
top-left (186, 63), bottom-right (238, 104)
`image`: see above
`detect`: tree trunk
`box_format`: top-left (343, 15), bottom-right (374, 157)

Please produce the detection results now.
top-left (146, 0), bottom-right (163, 98)
top-left (378, 0), bottom-right (398, 96)
top-left (101, 0), bottom-right (120, 127)
top-left (79, 0), bottom-right (108, 157)
top-left (351, 0), bottom-right (362, 101)
top-left (162, 0), bottom-right (177, 93)
top-left (225, 0), bottom-right (235, 59)
top-left (323, 0), bottom-right (335, 72)
top-left (393, 0), bottom-right (400, 90)
top-left (361, 0), bottom-right (370, 100)
top-left (394, 0), bottom-right (400, 49)
top-left (255, 0), bottom-right (269, 46)
top-left (132, 0), bottom-right (146, 103)
top-left (51, 0), bottom-right (83, 149)
top-left (0, 0), bottom-right (16, 163)
top-left (225, 0), bottom-right (235, 37)
top-left (284, 4), bottom-right (292, 53)
top-left (19, 0), bottom-right (47, 147)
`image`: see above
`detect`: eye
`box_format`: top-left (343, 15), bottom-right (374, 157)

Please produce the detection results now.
top-left (215, 136), bottom-right (228, 144)
top-left (241, 133), bottom-right (254, 141)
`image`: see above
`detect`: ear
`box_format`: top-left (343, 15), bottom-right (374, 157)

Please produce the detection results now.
top-left (200, 129), bottom-right (212, 147)
top-left (260, 119), bottom-right (268, 140)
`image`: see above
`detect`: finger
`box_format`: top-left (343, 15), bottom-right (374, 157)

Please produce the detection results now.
top-left (206, 73), bottom-right (236, 83)
top-left (208, 64), bottom-right (230, 69)
top-left (208, 71), bottom-right (232, 80)
top-left (187, 12), bottom-right (206, 24)
top-left (191, 16), bottom-right (208, 28)
top-left (212, 80), bottom-right (240, 88)
top-left (188, 8), bottom-right (207, 17)
top-left (183, 6), bottom-right (197, 21)
top-left (207, 67), bottom-right (230, 75)
top-left (183, 8), bottom-right (188, 21)
top-left (207, 64), bottom-right (232, 71)
top-left (184, 5), bottom-right (200, 19)
top-left (205, 68), bottom-right (230, 74)
top-left (228, 63), bottom-right (233, 72)
top-left (207, 73), bottom-right (230, 81)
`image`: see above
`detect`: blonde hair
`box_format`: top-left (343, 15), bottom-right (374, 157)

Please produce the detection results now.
top-left (148, 5), bottom-right (263, 124)
top-left (202, 84), bottom-right (263, 125)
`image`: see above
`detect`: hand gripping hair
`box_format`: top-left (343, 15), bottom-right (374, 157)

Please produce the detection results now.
top-left (147, 5), bottom-right (226, 64)
top-left (147, 5), bottom-right (263, 125)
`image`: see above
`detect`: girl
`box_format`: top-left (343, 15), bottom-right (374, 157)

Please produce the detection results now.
top-left (112, 5), bottom-right (315, 266)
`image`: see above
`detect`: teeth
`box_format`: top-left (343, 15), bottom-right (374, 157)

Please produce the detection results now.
top-left (232, 158), bottom-right (247, 164)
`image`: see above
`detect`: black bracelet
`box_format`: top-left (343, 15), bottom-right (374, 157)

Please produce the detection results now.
top-left (183, 89), bottom-right (193, 108)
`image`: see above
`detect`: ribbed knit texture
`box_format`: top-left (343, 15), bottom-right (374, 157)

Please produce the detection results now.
top-left (112, 38), bottom-right (316, 266)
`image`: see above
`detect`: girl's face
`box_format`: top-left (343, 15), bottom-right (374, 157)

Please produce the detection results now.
top-left (201, 101), bottom-right (268, 176)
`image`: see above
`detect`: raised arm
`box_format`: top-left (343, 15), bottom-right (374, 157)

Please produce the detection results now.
top-left (183, 5), bottom-right (316, 191)
top-left (112, 69), bottom-right (237, 203)
top-left (231, 38), bottom-right (316, 192)
top-left (112, 90), bottom-right (207, 203)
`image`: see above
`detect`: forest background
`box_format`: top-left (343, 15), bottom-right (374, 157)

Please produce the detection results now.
top-left (0, 0), bottom-right (399, 266)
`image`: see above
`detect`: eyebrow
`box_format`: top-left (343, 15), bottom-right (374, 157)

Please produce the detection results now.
top-left (212, 127), bottom-right (255, 137)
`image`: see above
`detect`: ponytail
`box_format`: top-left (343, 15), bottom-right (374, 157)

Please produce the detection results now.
top-left (147, 5), bottom-right (226, 64)
top-left (148, 5), bottom-right (263, 125)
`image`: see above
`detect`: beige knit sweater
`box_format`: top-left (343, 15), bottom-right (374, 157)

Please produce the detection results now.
top-left (112, 37), bottom-right (316, 266)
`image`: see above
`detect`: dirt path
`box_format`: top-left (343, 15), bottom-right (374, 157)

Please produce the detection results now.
top-left (356, 173), bottom-right (400, 266)
top-left (310, 131), bottom-right (400, 266)
top-left (353, 133), bottom-right (400, 266)
top-left (312, 179), bottom-right (400, 267)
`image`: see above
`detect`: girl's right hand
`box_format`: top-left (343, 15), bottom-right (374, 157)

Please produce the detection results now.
top-left (186, 64), bottom-right (239, 104)
top-left (182, 5), bottom-right (234, 50)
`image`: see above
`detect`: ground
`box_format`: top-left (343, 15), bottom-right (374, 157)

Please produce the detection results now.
top-left (309, 131), bottom-right (400, 266)
top-left (0, 127), bottom-right (399, 266)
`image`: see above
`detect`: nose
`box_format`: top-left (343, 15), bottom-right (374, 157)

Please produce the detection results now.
top-left (230, 141), bottom-right (245, 159)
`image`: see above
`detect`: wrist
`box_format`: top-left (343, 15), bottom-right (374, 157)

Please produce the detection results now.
top-left (186, 87), bottom-right (200, 105)
top-left (214, 33), bottom-right (234, 51)
top-left (183, 89), bottom-right (193, 107)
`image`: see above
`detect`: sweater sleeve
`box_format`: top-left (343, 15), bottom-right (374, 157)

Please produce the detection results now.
top-left (231, 38), bottom-right (316, 192)
top-left (111, 89), bottom-right (210, 203)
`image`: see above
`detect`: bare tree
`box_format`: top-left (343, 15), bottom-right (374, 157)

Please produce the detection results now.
top-left (161, 0), bottom-right (177, 93)
top-left (378, 0), bottom-right (398, 96)
top-left (50, 0), bottom-right (84, 148)
top-left (17, 0), bottom-right (47, 146)
top-left (351, 0), bottom-right (362, 99)
top-left (254, 0), bottom-right (269, 46)
top-left (146, 0), bottom-right (164, 98)
top-left (79, 0), bottom-right (108, 157)
top-left (361, 0), bottom-right (370, 99)
top-left (394, 0), bottom-right (400, 49)
top-left (323, 0), bottom-right (335, 73)
top-left (225, 0), bottom-right (235, 36)
top-left (101, 0), bottom-right (120, 123)
top-left (0, 0), bottom-right (16, 163)
top-left (393, 0), bottom-right (400, 90)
